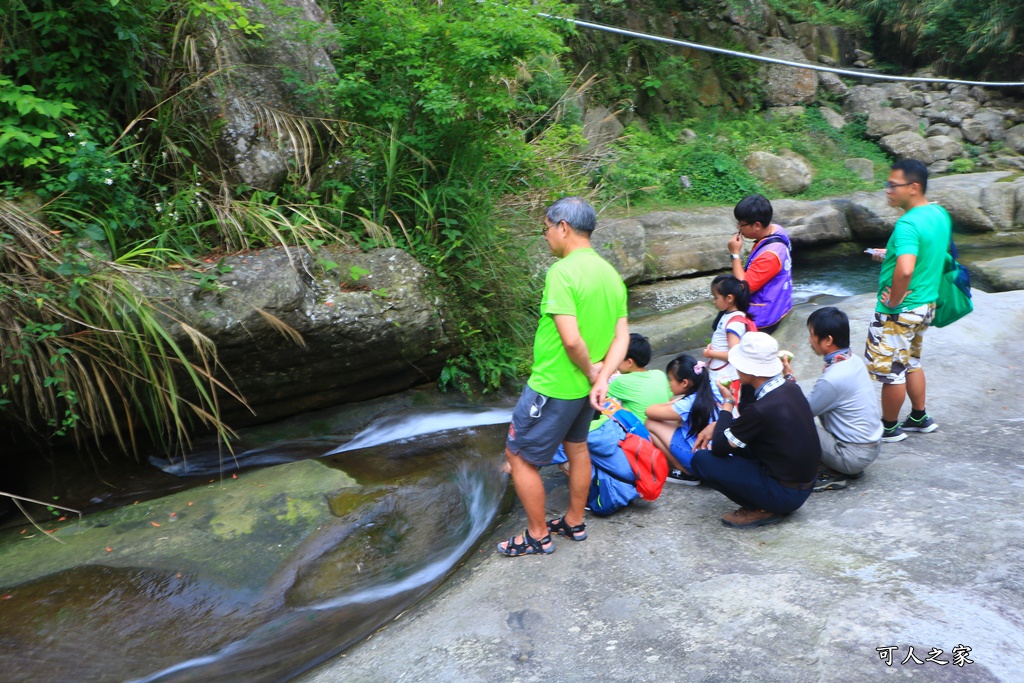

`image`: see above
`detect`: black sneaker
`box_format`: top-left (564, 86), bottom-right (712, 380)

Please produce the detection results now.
top-left (881, 423), bottom-right (907, 443)
top-left (901, 413), bottom-right (938, 433)
top-left (813, 469), bottom-right (848, 492)
top-left (666, 469), bottom-right (701, 486)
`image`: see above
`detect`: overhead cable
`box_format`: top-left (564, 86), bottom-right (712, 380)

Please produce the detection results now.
top-left (531, 12), bottom-right (1024, 89)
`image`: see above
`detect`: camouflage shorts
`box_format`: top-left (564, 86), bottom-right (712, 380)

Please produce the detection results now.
top-left (864, 303), bottom-right (936, 385)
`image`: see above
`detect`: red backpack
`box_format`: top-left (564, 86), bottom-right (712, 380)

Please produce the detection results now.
top-left (601, 399), bottom-right (669, 501)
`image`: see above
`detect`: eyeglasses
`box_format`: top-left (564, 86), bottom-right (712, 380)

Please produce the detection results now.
top-left (883, 181), bottom-right (913, 191)
top-left (736, 222), bottom-right (752, 230)
top-left (541, 220), bottom-right (562, 235)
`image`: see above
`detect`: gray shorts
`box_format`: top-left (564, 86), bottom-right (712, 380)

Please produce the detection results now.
top-left (817, 424), bottom-right (880, 475)
top-left (505, 386), bottom-right (594, 466)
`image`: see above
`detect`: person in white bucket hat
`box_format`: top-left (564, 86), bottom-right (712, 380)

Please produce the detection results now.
top-left (686, 332), bottom-right (821, 528)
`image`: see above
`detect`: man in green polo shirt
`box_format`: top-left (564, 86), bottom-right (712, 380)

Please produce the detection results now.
top-left (864, 159), bottom-right (951, 443)
top-left (497, 197), bottom-right (629, 557)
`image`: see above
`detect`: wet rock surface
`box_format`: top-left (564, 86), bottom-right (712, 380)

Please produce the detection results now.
top-left (301, 289), bottom-right (1024, 683)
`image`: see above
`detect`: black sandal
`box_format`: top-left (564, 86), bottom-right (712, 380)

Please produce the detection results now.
top-left (547, 516), bottom-right (587, 541)
top-left (497, 529), bottom-right (554, 557)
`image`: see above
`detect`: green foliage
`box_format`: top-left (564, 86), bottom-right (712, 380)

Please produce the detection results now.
top-left (597, 105), bottom-right (890, 209)
top-left (948, 158), bottom-right (975, 174)
top-left (764, 0), bottom-right (869, 31)
top-left (849, 0), bottom-right (1024, 77)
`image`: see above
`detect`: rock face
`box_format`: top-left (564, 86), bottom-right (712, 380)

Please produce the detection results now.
top-left (195, 0), bottom-right (336, 191)
top-left (140, 247), bottom-right (457, 424)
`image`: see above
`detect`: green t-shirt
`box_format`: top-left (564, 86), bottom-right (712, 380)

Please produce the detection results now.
top-left (876, 203), bottom-right (952, 314)
top-left (590, 368), bottom-right (673, 431)
top-left (527, 248), bottom-right (628, 400)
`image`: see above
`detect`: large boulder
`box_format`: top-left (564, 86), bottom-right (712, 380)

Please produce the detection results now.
top-left (195, 0), bottom-right (337, 192)
top-left (922, 100), bottom-right (977, 126)
top-left (760, 38), bottom-right (818, 106)
top-left (979, 183), bottom-right (1021, 231)
top-left (744, 150), bottom-right (813, 194)
top-left (883, 83), bottom-right (925, 110)
top-left (816, 71), bottom-right (848, 97)
top-left (139, 247), bottom-right (457, 424)
top-left (928, 188), bottom-right (994, 232)
top-left (926, 135), bottom-right (964, 161)
top-left (960, 110), bottom-right (1007, 144)
top-left (832, 192), bottom-right (900, 240)
top-left (879, 131), bottom-right (934, 164)
top-left (865, 108), bottom-right (920, 138)
top-left (843, 85), bottom-right (888, 118)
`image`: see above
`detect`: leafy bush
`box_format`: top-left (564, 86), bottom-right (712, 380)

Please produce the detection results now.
top-left (848, 0), bottom-right (1024, 77)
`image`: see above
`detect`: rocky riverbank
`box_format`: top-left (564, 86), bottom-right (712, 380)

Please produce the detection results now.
top-left (299, 288), bottom-right (1024, 683)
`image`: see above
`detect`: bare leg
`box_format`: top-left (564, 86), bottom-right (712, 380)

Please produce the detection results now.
top-left (906, 368), bottom-right (926, 412)
top-left (880, 382), bottom-right (906, 423)
top-left (646, 419), bottom-right (685, 470)
top-left (562, 440), bottom-right (590, 528)
top-left (505, 449), bottom-right (549, 543)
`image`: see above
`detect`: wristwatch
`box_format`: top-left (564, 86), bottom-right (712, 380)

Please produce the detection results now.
top-left (730, 254), bottom-right (741, 260)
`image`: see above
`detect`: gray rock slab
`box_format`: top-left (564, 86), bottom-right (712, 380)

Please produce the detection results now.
top-left (772, 198), bottom-right (852, 245)
top-left (969, 255), bottom-right (1024, 291)
top-left (300, 290), bottom-right (1024, 683)
top-left (637, 209), bottom-right (737, 280)
top-left (628, 301), bottom-right (720, 359)
top-left (592, 218), bottom-right (646, 285)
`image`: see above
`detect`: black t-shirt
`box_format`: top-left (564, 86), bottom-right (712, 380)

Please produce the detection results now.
top-left (711, 381), bottom-right (821, 483)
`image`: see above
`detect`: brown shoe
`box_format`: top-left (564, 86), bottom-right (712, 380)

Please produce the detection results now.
top-left (721, 507), bottom-right (784, 529)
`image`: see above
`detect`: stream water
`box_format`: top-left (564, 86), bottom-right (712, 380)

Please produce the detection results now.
top-left (1, 408), bottom-right (512, 683)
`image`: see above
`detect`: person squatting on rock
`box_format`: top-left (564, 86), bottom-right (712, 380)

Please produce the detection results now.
top-left (703, 273), bottom-right (755, 403)
top-left (687, 332), bottom-right (821, 529)
top-left (781, 306), bottom-right (882, 492)
top-left (644, 355), bottom-right (719, 486)
top-left (864, 159), bottom-right (949, 443)
top-left (727, 194), bottom-right (793, 335)
top-left (498, 197), bottom-right (629, 557)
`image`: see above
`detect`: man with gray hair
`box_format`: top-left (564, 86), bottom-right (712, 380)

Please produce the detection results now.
top-left (498, 197), bottom-right (629, 557)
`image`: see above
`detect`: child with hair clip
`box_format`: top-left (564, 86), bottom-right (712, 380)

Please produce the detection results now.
top-left (645, 354), bottom-right (720, 485)
top-left (704, 274), bottom-right (754, 403)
